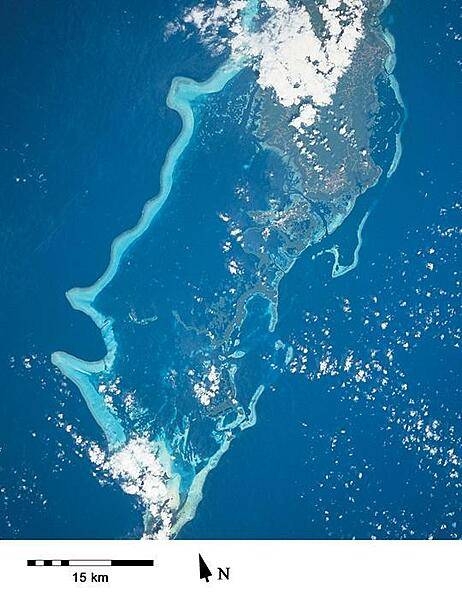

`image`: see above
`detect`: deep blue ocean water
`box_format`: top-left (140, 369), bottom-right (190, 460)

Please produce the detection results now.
top-left (1, 0), bottom-right (460, 538)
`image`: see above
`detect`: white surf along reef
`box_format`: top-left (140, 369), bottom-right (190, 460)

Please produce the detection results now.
top-left (52, 0), bottom-right (403, 538)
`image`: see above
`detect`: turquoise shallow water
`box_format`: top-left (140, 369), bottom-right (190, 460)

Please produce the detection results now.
top-left (1, 0), bottom-right (460, 539)
top-left (51, 60), bottom-right (244, 451)
top-left (50, 1), bottom-right (278, 535)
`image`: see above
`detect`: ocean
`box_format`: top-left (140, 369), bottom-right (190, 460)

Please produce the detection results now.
top-left (0, 0), bottom-right (460, 539)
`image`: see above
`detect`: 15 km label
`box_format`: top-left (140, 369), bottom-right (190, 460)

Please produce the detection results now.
top-left (73, 571), bottom-right (109, 584)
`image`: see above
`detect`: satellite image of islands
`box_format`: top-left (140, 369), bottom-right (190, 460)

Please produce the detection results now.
top-left (1, 0), bottom-right (460, 540)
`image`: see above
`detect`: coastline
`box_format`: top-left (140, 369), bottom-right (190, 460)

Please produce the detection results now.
top-left (50, 0), bottom-right (405, 538)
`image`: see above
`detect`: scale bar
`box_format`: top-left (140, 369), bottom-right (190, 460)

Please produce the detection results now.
top-left (27, 559), bottom-right (154, 567)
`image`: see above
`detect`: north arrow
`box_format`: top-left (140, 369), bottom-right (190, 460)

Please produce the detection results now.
top-left (199, 554), bottom-right (212, 582)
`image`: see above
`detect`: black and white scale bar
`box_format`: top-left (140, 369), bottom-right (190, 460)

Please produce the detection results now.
top-left (27, 559), bottom-right (154, 567)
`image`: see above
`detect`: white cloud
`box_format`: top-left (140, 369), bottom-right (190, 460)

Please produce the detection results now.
top-left (185, 0), bottom-right (366, 120)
